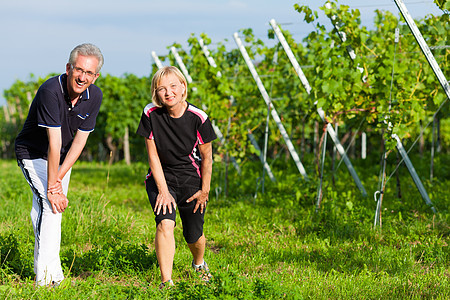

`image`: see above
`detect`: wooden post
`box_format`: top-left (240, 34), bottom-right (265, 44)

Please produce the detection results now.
top-left (124, 126), bottom-right (130, 165)
top-left (15, 97), bottom-right (23, 121)
top-left (3, 105), bottom-right (10, 123)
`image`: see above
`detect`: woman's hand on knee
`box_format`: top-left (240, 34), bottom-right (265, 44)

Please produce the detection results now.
top-left (155, 191), bottom-right (176, 215)
top-left (186, 190), bottom-right (209, 214)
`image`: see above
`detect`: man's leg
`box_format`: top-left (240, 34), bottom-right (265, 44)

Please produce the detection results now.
top-left (19, 159), bottom-right (71, 286)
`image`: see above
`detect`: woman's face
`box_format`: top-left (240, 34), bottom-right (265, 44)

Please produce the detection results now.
top-left (156, 73), bottom-right (186, 109)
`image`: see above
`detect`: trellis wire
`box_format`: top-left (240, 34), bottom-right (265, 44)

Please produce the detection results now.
top-left (374, 24), bottom-right (400, 227)
top-left (315, 126), bottom-right (328, 212)
top-left (384, 97), bottom-right (448, 187)
top-left (429, 45), bottom-right (450, 50)
top-left (269, 18), bottom-right (367, 195)
top-left (333, 117), bottom-right (366, 172)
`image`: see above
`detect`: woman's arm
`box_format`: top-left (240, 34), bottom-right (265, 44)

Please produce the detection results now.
top-left (186, 142), bottom-right (213, 213)
top-left (145, 138), bottom-right (176, 215)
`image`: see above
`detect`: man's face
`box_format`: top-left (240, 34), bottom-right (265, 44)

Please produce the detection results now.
top-left (65, 54), bottom-right (99, 100)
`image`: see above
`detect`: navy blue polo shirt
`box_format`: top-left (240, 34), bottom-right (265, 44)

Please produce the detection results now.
top-left (15, 73), bottom-right (102, 164)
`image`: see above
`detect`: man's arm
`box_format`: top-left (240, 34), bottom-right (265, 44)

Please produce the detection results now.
top-left (58, 130), bottom-right (90, 179)
top-left (46, 127), bottom-right (68, 214)
top-left (47, 130), bottom-right (90, 210)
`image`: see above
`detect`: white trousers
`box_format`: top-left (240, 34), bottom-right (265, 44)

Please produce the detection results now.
top-left (18, 158), bottom-right (71, 286)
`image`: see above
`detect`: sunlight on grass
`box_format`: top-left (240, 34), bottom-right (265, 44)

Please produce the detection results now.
top-left (0, 159), bottom-right (448, 299)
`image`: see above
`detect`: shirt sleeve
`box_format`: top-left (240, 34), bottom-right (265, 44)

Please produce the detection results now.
top-left (36, 88), bottom-right (61, 128)
top-left (78, 89), bottom-right (103, 132)
top-left (136, 110), bottom-right (153, 139)
top-left (197, 118), bottom-right (217, 144)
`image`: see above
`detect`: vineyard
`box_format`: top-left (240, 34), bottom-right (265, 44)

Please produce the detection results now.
top-left (2, 1), bottom-right (448, 202)
top-left (0, 0), bottom-right (449, 297)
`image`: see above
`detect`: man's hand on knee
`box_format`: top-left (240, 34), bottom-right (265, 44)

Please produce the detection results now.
top-left (47, 192), bottom-right (69, 214)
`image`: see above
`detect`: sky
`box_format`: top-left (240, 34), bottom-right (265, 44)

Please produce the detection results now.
top-left (0, 0), bottom-right (444, 106)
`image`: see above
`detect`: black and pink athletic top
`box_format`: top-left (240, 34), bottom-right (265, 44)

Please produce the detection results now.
top-left (136, 102), bottom-right (216, 188)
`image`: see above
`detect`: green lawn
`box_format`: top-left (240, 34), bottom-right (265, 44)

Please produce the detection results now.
top-left (0, 158), bottom-right (448, 299)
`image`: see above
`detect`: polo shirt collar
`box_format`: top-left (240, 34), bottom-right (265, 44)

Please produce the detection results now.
top-left (58, 73), bottom-right (90, 104)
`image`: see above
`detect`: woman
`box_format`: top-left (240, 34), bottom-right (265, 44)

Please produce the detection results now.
top-left (136, 66), bottom-right (217, 288)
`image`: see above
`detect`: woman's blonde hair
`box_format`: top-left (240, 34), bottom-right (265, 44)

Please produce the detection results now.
top-left (151, 66), bottom-right (188, 107)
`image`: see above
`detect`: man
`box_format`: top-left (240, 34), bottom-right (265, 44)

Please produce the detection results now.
top-left (15, 43), bottom-right (104, 286)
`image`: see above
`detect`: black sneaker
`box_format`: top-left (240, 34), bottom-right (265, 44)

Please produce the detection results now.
top-left (192, 260), bottom-right (212, 282)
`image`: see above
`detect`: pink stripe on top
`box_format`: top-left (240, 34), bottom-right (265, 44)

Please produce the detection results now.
top-left (144, 171), bottom-right (153, 189)
top-left (187, 105), bottom-right (208, 124)
top-left (197, 131), bottom-right (205, 145)
top-left (143, 103), bottom-right (158, 139)
top-left (189, 140), bottom-right (201, 178)
top-left (144, 103), bottom-right (158, 117)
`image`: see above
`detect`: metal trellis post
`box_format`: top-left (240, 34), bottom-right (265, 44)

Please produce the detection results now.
top-left (168, 47), bottom-right (242, 174)
top-left (269, 19), bottom-right (367, 195)
top-left (392, 0), bottom-right (446, 212)
top-left (197, 38), bottom-right (275, 181)
top-left (233, 32), bottom-right (308, 179)
top-left (247, 131), bottom-right (276, 182)
top-left (324, 4), bottom-right (440, 210)
top-left (392, 134), bottom-right (436, 213)
top-left (151, 51), bottom-right (164, 69)
top-left (393, 0), bottom-right (450, 100)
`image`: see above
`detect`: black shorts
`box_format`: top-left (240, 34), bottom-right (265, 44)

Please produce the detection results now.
top-left (145, 176), bottom-right (205, 244)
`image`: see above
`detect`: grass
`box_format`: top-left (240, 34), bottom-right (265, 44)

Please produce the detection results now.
top-left (0, 155), bottom-right (449, 299)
